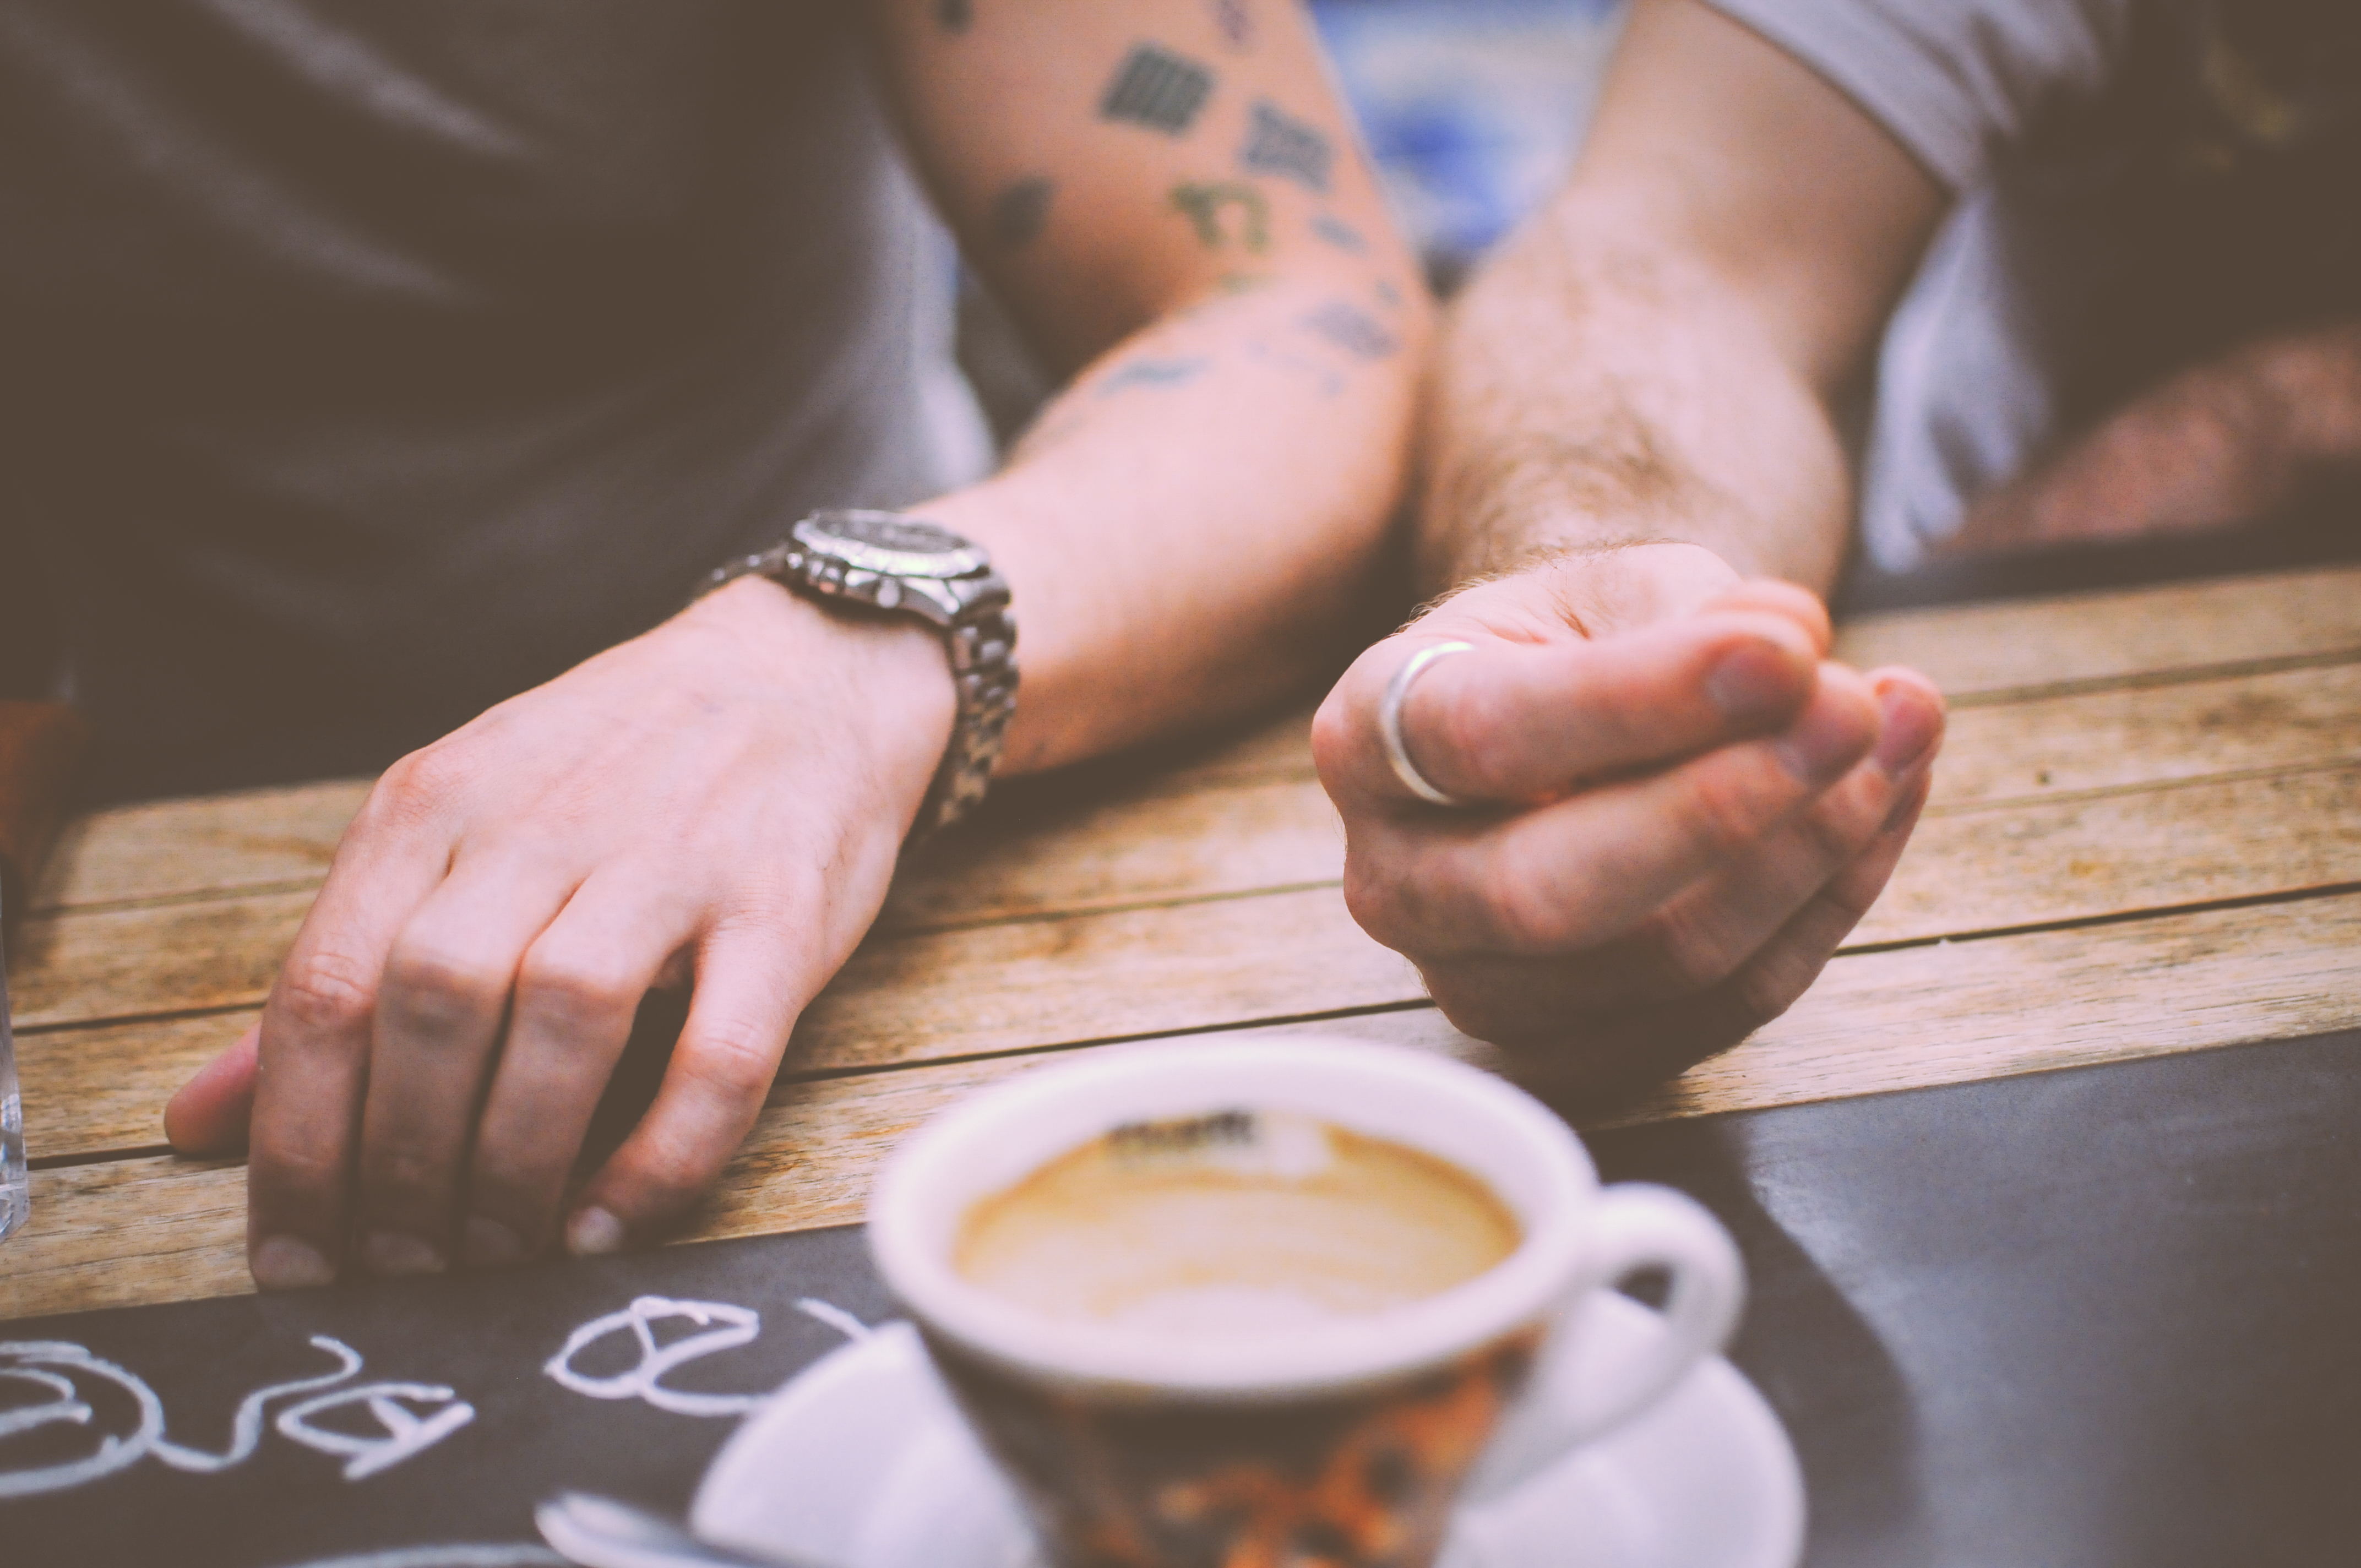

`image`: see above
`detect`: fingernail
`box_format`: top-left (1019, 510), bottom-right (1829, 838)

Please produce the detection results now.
top-left (252, 1235), bottom-right (337, 1291)
top-left (359, 1230), bottom-right (447, 1278)
top-left (461, 1216), bottom-right (524, 1269)
top-left (567, 1206), bottom-right (625, 1257)
top-left (1873, 683), bottom-right (1941, 777)
top-left (1706, 640), bottom-right (1804, 724)
top-left (1773, 698), bottom-right (1869, 785)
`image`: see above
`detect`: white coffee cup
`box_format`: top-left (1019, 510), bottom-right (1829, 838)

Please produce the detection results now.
top-left (869, 1036), bottom-right (1745, 1567)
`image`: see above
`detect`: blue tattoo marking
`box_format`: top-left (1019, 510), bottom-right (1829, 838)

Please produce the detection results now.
top-left (1311, 214), bottom-right (1368, 254)
top-left (1212, 0), bottom-right (1252, 49)
top-left (936, 0), bottom-right (973, 32)
top-left (1240, 100), bottom-right (1332, 192)
top-left (1303, 301), bottom-right (1399, 360)
top-left (1097, 357), bottom-right (1212, 394)
top-left (1101, 44), bottom-right (1216, 135)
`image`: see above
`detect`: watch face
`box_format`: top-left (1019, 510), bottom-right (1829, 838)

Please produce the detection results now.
top-left (795, 510), bottom-right (989, 578)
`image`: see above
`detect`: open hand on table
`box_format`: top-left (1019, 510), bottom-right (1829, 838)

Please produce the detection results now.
top-left (1313, 543), bottom-right (1945, 1095)
top-left (165, 577), bottom-right (954, 1286)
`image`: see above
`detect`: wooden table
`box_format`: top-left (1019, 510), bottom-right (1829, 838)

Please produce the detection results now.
top-left (6, 564), bottom-right (2360, 1324)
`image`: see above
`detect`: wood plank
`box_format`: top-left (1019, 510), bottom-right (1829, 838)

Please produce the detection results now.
top-left (18, 1010), bottom-right (254, 1163)
top-left (1858, 764), bottom-right (2361, 945)
top-left (8, 890), bottom-right (308, 1031)
top-left (31, 782), bottom-right (370, 913)
top-left (1833, 565), bottom-right (2361, 699)
top-left (881, 775), bottom-right (1339, 933)
top-left (14, 889), bottom-right (2357, 1322)
top-left (1929, 660), bottom-right (2361, 811)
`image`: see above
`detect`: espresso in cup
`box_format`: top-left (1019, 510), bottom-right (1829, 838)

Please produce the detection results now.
top-left (954, 1109), bottom-right (1521, 1333)
top-left (872, 1039), bottom-right (1745, 1568)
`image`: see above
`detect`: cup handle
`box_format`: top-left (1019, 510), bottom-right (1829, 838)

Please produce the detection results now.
top-left (1461, 1182), bottom-right (1746, 1505)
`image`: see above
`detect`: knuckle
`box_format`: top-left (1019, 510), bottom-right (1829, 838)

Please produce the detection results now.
top-left (275, 949), bottom-right (378, 1035)
top-left (682, 1018), bottom-right (786, 1101)
top-left (362, 1139), bottom-right (447, 1196)
top-left (382, 941), bottom-right (508, 1025)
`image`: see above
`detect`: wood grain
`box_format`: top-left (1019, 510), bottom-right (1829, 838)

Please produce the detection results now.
top-left (13, 888), bottom-right (2356, 1322)
top-left (1833, 565), bottom-right (2361, 699)
top-left (31, 782), bottom-right (369, 914)
top-left (1928, 660), bottom-right (2361, 811)
top-left (18, 1010), bottom-right (255, 1163)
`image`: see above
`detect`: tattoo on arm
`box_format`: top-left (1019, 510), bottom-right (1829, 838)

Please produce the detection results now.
top-left (1310, 214), bottom-right (1368, 254)
top-left (1096, 356), bottom-right (1212, 395)
top-left (934, 0), bottom-right (973, 32)
top-left (1101, 44), bottom-right (1216, 134)
top-left (990, 177), bottom-right (1055, 249)
top-left (1239, 100), bottom-right (1332, 192)
top-left (1374, 277), bottom-right (1405, 309)
top-left (1171, 181), bottom-right (1270, 252)
top-left (1212, 0), bottom-right (1252, 50)
top-left (1303, 301), bottom-right (1400, 360)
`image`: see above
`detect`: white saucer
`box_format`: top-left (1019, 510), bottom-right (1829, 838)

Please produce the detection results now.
top-left (692, 1297), bottom-right (1804, 1568)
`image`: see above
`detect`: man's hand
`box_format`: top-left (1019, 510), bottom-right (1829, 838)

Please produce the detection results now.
top-left (1945, 320), bottom-right (2361, 556)
top-left (167, 579), bottom-right (953, 1284)
top-left (1313, 544), bottom-right (1943, 1092)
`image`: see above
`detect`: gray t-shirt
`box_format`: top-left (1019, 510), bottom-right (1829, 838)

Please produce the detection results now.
top-left (0, 0), bottom-right (986, 799)
top-left (1707, 0), bottom-right (2361, 567)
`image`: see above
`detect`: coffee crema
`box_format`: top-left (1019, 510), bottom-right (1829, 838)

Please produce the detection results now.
top-left (953, 1110), bottom-right (1521, 1336)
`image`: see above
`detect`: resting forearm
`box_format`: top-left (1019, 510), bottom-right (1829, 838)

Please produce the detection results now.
top-left (930, 267), bottom-right (1430, 774)
top-left (1421, 204), bottom-right (1853, 597)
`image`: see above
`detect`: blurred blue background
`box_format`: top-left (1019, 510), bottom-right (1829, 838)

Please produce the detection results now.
top-left (1311, 0), bottom-right (1627, 286)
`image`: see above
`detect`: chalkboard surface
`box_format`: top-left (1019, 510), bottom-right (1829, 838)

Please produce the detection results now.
top-left (7, 1030), bottom-right (2361, 1568)
top-left (2, 1223), bottom-right (892, 1568)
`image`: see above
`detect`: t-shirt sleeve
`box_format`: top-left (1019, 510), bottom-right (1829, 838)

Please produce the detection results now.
top-left (1701, 0), bottom-right (2132, 192)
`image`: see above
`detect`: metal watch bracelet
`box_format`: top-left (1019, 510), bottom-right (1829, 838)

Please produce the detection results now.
top-left (699, 520), bottom-right (1017, 843)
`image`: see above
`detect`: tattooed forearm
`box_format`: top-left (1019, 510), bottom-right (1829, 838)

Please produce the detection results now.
top-left (1310, 214), bottom-right (1368, 254)
top-left (1303, 301), bottom-right (1400, 360)
top-left (1239, 100), bottom-right (1332, 192)
top-left (1101, 43), bottom-right (1216, 134)
top-left (1171, 181), bottom-right (1271, 252)
top-left (991, 177), bottom-right (1055, 249)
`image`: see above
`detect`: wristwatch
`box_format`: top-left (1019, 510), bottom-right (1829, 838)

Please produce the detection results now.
top-left (701, 510), bottom-right (1018, 841)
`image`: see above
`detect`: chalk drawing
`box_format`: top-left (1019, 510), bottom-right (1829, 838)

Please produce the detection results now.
top-left (276, 1383), bottom-right (478, 1482)
top-left (543, 1296), bottom-right (764, 1417)
top-left (153, 1336), bottom-right (365, 1473)
top-left (0, 1341), bottom-right (166, 1499)
top-left (792, 1297), bottom-right (873, 1343)
top-left (271, 1548), bottom-right (564, 1568)
top-left (0, 1335), bottom-right (468, 1496)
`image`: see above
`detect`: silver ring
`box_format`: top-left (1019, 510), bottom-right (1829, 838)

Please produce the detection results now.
top-left (1379, 640), bottom-right (1476, 807)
